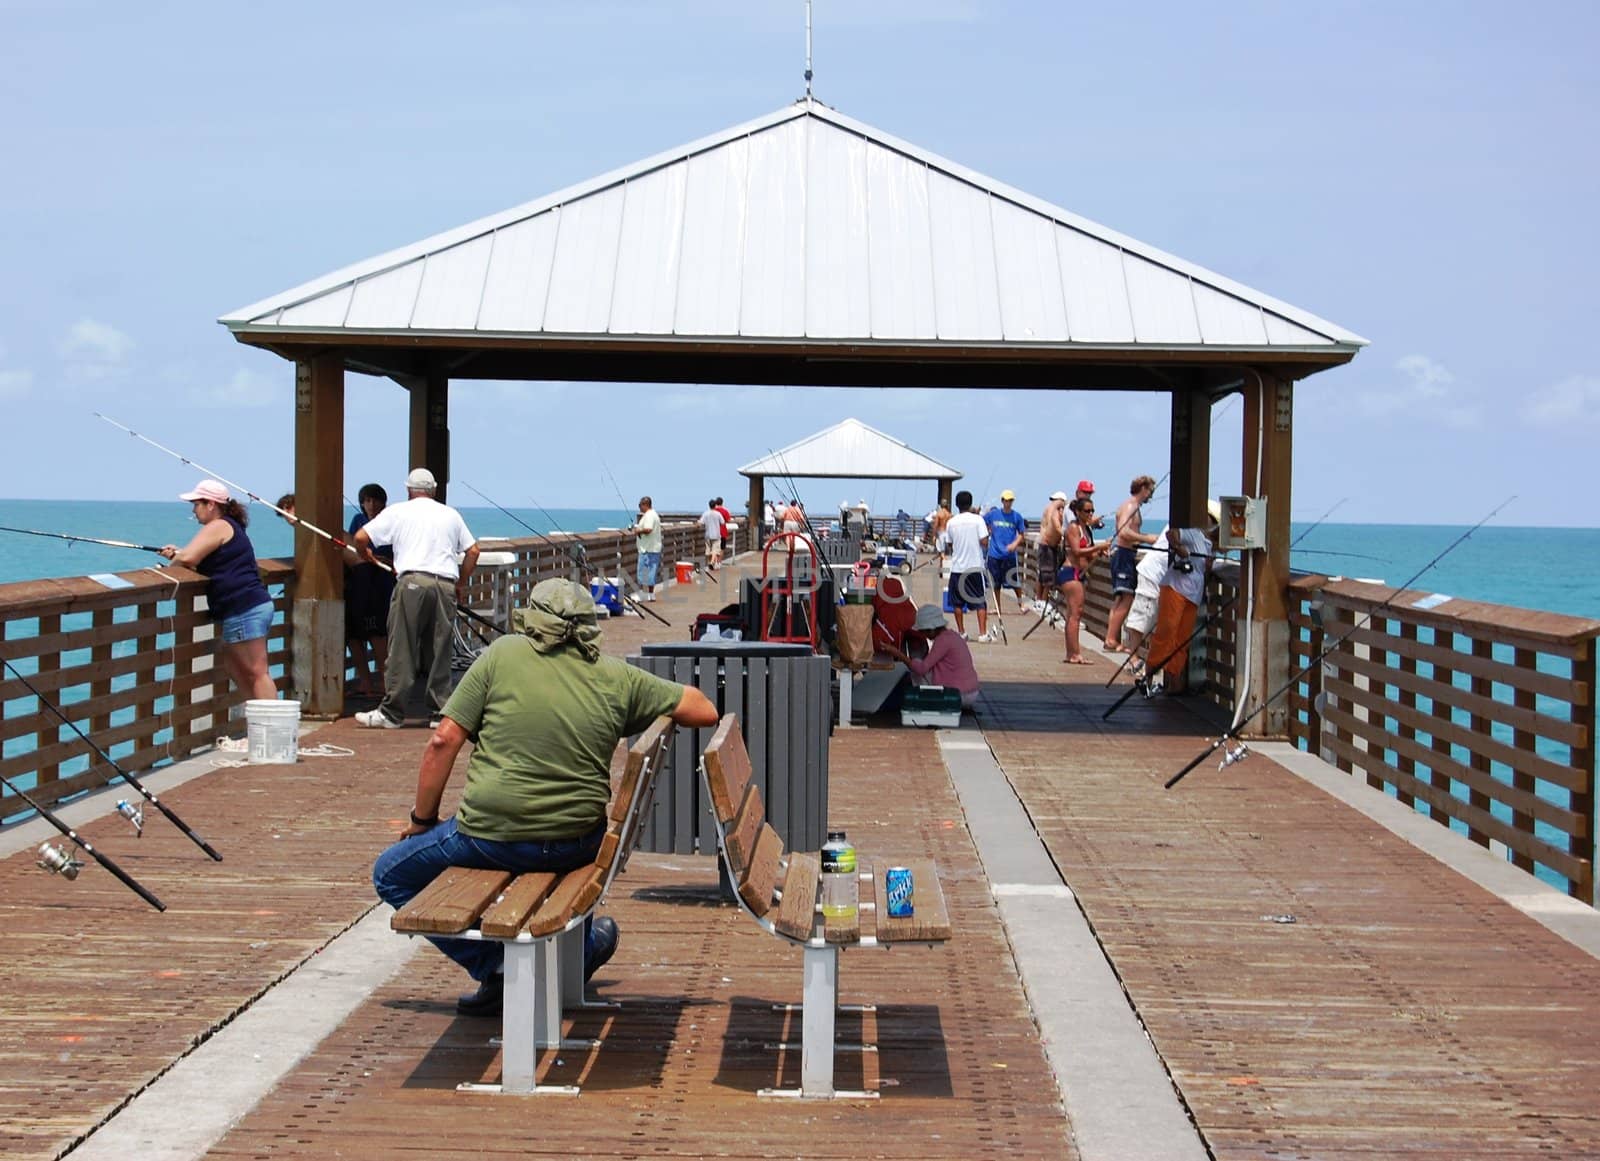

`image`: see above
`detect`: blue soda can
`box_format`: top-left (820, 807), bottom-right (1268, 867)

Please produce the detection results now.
top-left (885, 866), bottom-right (914, 918)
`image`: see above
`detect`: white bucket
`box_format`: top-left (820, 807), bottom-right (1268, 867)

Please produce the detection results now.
top-left (245, 699), bottom-right (301, 764)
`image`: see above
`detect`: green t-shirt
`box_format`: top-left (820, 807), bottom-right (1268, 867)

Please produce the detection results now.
top-left (443, 636), bottom-right (685, 841)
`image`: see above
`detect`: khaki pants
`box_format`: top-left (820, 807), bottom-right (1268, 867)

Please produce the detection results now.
top-left (377, 573), bottom-right (457, 723)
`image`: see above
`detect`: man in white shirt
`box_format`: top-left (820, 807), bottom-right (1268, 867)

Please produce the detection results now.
top-left (631, 496), bottom-right (663, 600)
top-left (940, 489), bottom-right (992, 642)
top-left (353, 468), bottom-right (480, 729)
top-left (698, 499), bottom-right (726, 570)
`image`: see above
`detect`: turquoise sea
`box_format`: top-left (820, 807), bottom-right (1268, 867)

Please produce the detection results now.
top-left (0, 499), bottom-right (1595, 618)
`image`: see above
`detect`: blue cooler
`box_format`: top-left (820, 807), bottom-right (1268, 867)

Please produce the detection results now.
top-left (590, 578), bottom-right (623, 616)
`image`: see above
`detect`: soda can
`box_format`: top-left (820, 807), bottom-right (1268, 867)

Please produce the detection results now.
top-left (885, 865), bottom-right (914, 918)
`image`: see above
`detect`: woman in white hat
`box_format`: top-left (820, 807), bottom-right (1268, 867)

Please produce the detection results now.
top-left (879, 603), bottom-right (981, 709)
top-left (159, 479), bottom-right (278, 701)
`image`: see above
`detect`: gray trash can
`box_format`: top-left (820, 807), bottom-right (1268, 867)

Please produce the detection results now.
top-left (628, 641), bottom-right (831, 857)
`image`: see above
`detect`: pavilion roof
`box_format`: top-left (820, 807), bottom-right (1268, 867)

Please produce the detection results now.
top-left (737, 418), bottom-right (960, 481)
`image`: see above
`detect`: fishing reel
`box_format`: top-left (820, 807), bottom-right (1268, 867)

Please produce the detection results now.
top-left (1218, 740), bottom-right (1251, 770)
top-left (1172, 555), bottom-right (1195, 574)
top-left (116, 798), bottom-right (145, 836)
top-left (36, 842), bottom-right (83, 880)
top-left (1134, 674), bottom-right (1160, 700)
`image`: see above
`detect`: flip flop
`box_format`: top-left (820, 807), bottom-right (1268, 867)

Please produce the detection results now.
top-left (1068, 656), bottom-right (1093, 665)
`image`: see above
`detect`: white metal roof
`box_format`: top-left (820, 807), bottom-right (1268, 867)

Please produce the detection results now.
top-left (738, 418), bottom-right (960, 480)
top-left (221, 101), bottom-right (1367, 352)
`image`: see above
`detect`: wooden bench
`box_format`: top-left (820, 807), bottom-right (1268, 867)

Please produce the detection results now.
top-left (700, 713), bottom-right (953, 1099)
top-left (390, 715), bottom-right (674, 1095)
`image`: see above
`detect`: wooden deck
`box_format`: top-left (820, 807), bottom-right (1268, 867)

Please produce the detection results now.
top-left (3, 560), bottom-right (1599, 1158)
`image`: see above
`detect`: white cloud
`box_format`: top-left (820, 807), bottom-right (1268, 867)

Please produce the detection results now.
top-left (1522, 374), bottom-right (1600, 427)
top-left (0, 368), bottom-right (33, 399)
top-left (1352, 353), bottom-right (1479, 428)
top-left (60, 318), bottom-right (134, 381)
top-left (187, 367), bottom-right (283, 408)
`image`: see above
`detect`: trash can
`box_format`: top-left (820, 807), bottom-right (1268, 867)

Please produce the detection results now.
top-left (628, 641), bottom-right (831, 857)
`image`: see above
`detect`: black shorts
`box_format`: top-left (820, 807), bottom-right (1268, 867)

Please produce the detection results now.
top-left (948, 569), bottom-right (988, 611)
top-left (1110, 546), bottom-right (1138, 595)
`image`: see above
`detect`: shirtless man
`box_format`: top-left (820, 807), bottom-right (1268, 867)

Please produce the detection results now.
top-left (1036, 491), bottom-right (1068, 607)
top-left (1104, 475), bottom-right (1160, 652)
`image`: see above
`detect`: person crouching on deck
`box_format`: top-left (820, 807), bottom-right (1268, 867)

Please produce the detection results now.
top-left (372, 578), bottom-right (719, 1017)
top-left (1142, 505), bottom-right (1220, 696)
top-left (880, 603), bottom-right (982, 710)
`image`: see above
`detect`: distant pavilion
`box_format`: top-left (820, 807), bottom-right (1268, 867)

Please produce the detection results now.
top-left (220, 99), bottom-right (1367, 728)
top-left (738, 418), bottom-right (961, 543)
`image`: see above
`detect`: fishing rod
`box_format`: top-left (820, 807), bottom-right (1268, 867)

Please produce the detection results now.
top-left (459, 482), bottom-right (670, 628)
top-left (596, 455), bottom-right (640, 534)
top-left (0, 525), bottom-right (165, 555)
top-left (3, 658), bottom-right (224, 860)
top-left (1164, 495), bottom-right (1517, 790)
top-left (2, 772), bottom-right (166, 911)
top-left (95, 413), bottom-right (384, 570)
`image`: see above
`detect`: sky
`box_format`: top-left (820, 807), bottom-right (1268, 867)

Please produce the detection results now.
top-left (1, 0), bottom-right (1595, 526)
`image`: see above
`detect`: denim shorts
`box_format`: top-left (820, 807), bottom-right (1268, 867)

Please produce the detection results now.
top-left (638, 551), bottom-right (661, 587)
top-left (220, 599), bottom-right (274, 644)
top-left (1109, 546), bottom-right (1138, 594)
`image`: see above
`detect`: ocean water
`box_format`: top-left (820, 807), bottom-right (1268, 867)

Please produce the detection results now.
top-left (0, 500), bottom-right (631, 587)
top-left (1, 500), bottom-right (1595, 617)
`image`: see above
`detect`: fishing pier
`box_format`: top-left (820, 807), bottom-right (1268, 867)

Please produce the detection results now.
top-left (4, 99), bottom-right (1599, 1158)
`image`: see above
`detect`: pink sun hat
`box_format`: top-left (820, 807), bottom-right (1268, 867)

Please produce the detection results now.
top-left (178, 479), bottom-right (230, 504)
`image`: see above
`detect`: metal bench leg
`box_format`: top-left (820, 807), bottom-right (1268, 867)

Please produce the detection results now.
top-left (462, 939), bottom-right (584, 1096)
top-left (801, 944), bottom-right (838, 1097)
top-left (760, 944), bottom-right (877, 1100)
top-left (559, 924), bottom-right (619, 1011)
top-left (837, 670), bottom-right (853, 728)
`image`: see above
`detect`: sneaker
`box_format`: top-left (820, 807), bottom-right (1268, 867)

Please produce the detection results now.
top-left (355, 709), bottom-right (401, 730)
top-left (456, 973), bottom-right (504, 1017)
top-left (586, 916), bottom-right (619, 981)
top-left (977, 630), bottom-right (997, 643)
top-left (958, 631), bottom-right (969, 641)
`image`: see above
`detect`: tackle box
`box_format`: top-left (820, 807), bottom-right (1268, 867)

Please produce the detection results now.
top-left (901, 684), bottom-right (963, 728)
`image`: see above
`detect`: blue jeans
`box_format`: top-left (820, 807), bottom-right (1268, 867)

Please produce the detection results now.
top-left (219, 599), bottom-right (274, 644)
top-left (373, 818), bottom-right (605, 981)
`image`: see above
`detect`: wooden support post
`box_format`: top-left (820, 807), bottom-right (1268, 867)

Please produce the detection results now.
top-left (293, 355), bottom-right (346, 719)
top-left (408, 369), bottom-right (450, 502)
top-left (748, 476), bottom-right (765, 554)
top-left (1168, 384), bottom-right (1211, 529)
top-left (1571, 638), bottom-right (1597, 904)
top-left (937, 480), bottom-right (952, 513)
top-left (1238, 371), bottom-right (1293, 737)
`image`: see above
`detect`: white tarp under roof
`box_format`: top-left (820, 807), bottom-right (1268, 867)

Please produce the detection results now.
top-left (221, 100), bottom-right (1366, 353)
top-left (738, 418), bottom-right (960, 481)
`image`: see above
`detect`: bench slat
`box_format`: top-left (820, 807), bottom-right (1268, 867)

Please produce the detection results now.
top-left (738, 823), bottom-right (783, 917)
top-left (702, 715), bottom-right (752, 824)
top-left (478, 871), bottom-right (560, 938)
top-left (526, 864), bottom-right (607, 936)
top-left (725, 782), bottom-right (766, 875)
top-left (773, 852), bottom-right (820, 940)
top-left (391, 867), bottom-right (513, 935)
top-left (823, 856), bottom-right (864, 944)
top-left (873, 858), bottom-right (952, 942)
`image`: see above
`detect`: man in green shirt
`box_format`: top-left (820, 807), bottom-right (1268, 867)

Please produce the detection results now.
top-left (373, 578), bottom-right (718, 1016)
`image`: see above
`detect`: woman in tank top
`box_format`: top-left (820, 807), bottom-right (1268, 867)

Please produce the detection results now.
top-left (1058, 497), bottom-right (1112, 664)
top-left (160, 479), bottom-right (278, 701)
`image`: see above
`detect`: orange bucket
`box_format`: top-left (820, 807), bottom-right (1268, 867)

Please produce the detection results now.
top-left (675, 561), bottom-right (695, 585)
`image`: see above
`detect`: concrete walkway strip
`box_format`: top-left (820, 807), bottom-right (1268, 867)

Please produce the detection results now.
top-left (69, 905), bottom-right (419, 1161)
top-left (938, 729), bottom-right (1208, 1161)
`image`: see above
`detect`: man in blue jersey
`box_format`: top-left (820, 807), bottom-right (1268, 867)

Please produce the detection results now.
top-left (984, 490), bottom-right (1030, 615)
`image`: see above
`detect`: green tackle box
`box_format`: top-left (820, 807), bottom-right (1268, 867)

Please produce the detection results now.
top-left (901, 684), bottom-right (962, 728)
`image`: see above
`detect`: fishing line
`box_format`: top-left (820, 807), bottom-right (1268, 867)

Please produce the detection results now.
top-left (458, 481), bottom-right (670, 627)
top-left (3, 656), bottom-right (224, 860)
top-left (1164, 494), bottom-right (1517, 790)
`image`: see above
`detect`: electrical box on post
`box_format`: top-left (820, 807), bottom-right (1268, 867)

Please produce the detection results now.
top-left (1216, 496), bottom-right (1267, 550)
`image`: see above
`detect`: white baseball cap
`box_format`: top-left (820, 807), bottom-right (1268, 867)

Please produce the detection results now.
top-left (405, 468), bottom-right (437, 490)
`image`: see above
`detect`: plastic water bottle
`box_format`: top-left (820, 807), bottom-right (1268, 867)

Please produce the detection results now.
top-left (820, 830), bottom-right (858, 922)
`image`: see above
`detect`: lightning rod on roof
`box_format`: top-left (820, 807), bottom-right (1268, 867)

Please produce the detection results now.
top-left (804, 0), bottom-right (814, 99)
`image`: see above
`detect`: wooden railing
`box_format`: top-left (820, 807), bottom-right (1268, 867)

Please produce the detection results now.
top-left (1286, 576), bottom-right (1599, 902)
top-left (0, 560), bottom-right (295, 813)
